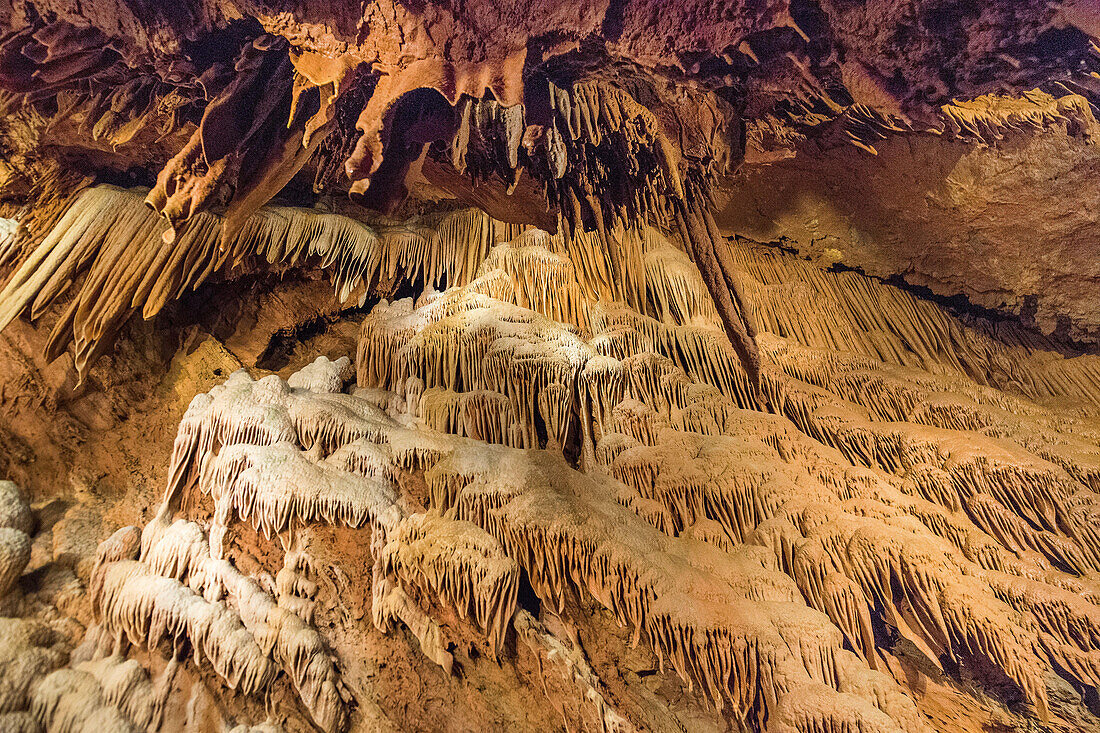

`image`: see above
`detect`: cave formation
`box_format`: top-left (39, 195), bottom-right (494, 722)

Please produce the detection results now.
top-left (0, 1), bottom-right (1100, 731)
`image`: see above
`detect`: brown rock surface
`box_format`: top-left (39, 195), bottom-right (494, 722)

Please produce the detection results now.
top-left (719, 100), bottom-right (1100, 342)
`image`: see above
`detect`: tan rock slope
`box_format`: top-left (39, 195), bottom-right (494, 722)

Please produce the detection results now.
top-left (3, 195), bottom-right (1100, 730)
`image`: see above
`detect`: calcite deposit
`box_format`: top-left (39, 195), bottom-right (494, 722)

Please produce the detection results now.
top-left (0, 1), bottom-right (1099, 732)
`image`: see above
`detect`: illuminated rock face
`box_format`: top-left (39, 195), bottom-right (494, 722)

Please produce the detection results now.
top-left (1, 2), bottom-right (1100, 732)
top-left (2, 1), bottom-right (1100, 360)
top-left (4, 204), bottom-right (1100, 730)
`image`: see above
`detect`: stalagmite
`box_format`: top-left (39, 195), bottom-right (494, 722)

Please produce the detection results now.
top-left (286, 355), bottom-right (354, 394)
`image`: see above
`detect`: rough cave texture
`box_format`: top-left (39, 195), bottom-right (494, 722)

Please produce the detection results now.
top-left (1, 1), bottom-right (1100, 732)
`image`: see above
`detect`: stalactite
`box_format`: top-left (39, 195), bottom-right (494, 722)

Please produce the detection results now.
top-left (144, 34), bottom-right (349, 240)
top-left (0, 189), bottom-right (534, 383)
top-left (380, 513), bottom-right (519, 657)
top-left (0, 164), bottom-right (92, 269)
top-left (417, 388), bottom-right (515, 445)
top-left (734, 240), bottom-right (1100, 410)
top-left (198, 441), bottom-right (402, 547)
top-left (0, 187), bottom-right (385, 380)
top-left (53, 206), bottom-right (1100, 731)
top-left (148, 359), bottom-right (538, 697)
top-left (94, 526), bottom-right (141, 571)
top-left (90, 560), bottom-right (277, 696)
top-left (431, 77), bottom-right (759, 379)
top-left (162, 368), bottom-right (409, 511)
top-left (356, 293), bottom-right (594, 449)
top-left (673, 191), bottom-right (761, 390)
top-left (372, 577), bottom-right (454, 674)
top-left (419, 445), bottom-right (923, 728)
top-left (30, 669), bottom-right (137, 733)
top-left (276, 550), bottom-right (320, 624)
top-left (940, 90), bottom-right (1097, 144)
top-left (75, 656), bottom-right (160, 732)
top-left (135, 516), bottom-right (350, 733)
top-left (513, 610), bottom-right (635, 733)
top-left (476, 232), bottom-right (590, 332)
top-left (562, 311), bottom-right (1099, 723)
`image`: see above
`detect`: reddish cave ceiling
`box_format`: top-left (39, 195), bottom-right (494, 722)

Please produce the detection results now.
top-left (1, 0), bottom-right (1098, 349)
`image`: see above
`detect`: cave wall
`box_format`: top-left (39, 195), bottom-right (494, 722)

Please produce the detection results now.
top-left (719, 114), bottom-right (1100, 343)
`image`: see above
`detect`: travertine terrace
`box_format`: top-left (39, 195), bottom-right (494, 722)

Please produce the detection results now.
top-left (0, 2), bottom-right (1099, 732)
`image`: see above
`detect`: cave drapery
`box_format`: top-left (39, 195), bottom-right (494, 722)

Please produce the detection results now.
top-left (1, 2), bottom-right (1100, 732)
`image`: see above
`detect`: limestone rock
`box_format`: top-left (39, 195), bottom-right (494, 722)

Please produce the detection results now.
top-left (287, 356), bottom-right (355, 394)
top-left (0, 483), bottom-right (32, 536)
top-left (0, 617), bottom-right (67, 715)
top-left (0, 711), bottom-right (39, 733)
top-left (0, 529), bottom-right (31, 598)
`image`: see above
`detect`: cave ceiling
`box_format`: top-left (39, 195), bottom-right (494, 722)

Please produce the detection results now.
top-left (2, 0), bottom-right (1099, 347)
